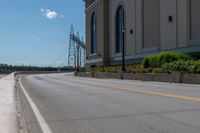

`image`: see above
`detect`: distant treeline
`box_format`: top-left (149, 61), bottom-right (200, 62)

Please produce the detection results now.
top-left (0, 64), bottom-right (74, 74)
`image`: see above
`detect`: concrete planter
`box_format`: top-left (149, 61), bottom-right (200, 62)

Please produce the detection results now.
top-left (94, 73), bottom-right (122, 79)
top-left (123, 73), bottom-right (153, 81)
top-left (123, 73), bottom-right (181, 83)
top-left (182, 74), bottom-right (200, 84)
top-left (74, 72), bottom-right (94, 77)
top-left (75, 72), bottom-right (200, 84)
top-left (93, 73), bottom-right (107, 79)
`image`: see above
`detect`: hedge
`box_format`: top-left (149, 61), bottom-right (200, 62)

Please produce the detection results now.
top-left (143, 52), bottom-right (191, 68)
top-left (190, 52), bottom-right (200, 60)
top-left (82, 52), bottom-right (200, 74)
top-left (161, 60), bottom-right (200, 74)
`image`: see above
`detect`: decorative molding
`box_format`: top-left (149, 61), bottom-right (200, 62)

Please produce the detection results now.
top-left (112, 45), bottom-right (200, 62)
top-left (141, 46), bottom-right (158, 53)
top-left (85, 58), bottom-right (103, 64)
top-left (85, 0), bottom-right (102, 13)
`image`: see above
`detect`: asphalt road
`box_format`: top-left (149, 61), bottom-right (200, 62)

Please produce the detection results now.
top-left (18, 73), bottom-right (200, 133)
top-left (0, 74), bottom-right (6, 79)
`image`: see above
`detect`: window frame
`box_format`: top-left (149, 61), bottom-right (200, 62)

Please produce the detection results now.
top-left (91, 12), bottom-right (97, 54)
top-left (115, 5), bottom-right (125, 54)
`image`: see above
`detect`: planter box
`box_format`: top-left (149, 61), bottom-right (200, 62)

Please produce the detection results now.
top-left (94, 73), bottom-right (122, 79)
top-left (182, 74), bottom-right (200, 84)
top-left (93, 73), bottom-right (107, 79)
top-left (75, 72), bottom-right (94, 78)
top-left (75, 72), bottom-right (200, 84)
top-left (123, 73), bottom-right (154, 81)
top-left (123, 73), bottom-right (181, 83)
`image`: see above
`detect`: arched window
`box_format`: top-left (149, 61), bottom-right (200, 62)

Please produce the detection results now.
top-left (116, 6), bottom-right (125, 53)
top-left (91, 12), bottom-right (97, 54)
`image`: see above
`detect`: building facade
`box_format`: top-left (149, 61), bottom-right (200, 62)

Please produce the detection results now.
top-left (84, 0), bottom-right (200, 67)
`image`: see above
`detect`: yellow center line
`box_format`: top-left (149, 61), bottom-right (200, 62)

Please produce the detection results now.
top-left (67, 79), bottom-right (200, 102)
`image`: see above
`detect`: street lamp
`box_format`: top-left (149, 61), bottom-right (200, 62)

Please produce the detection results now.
top-left (76, 45), bottom-right (80, 72)
top-left (121, 27), bottom-right (126, 72)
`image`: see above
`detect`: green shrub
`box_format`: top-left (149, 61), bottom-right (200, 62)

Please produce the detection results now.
top-left (88, 66), bottom-right (121, 73)
top-left (142, 52), bottom-right (191, 68)
top-left (79, 67), bottom-right (86, 72)
top-left (149, 55), bottom-right (160, 68)
top-left (127, 64), bottom-right (148, 73)
top-left (94, 67), bottom-right (105, 73)
top-left (85, 67), bottom-right (92, 72)
top-left (188, 60), bottom-right (200, 74)
top-left (190, 52), bottom-right (200, 60)
top-left (152, 68), bottom-right (168, 74)
top-left (104, 66), bottom-right (120, 73)
top-left (162, 60), bottom-right (188, 73)
top-left (147, 68), bottom-right (153, 73)
top-left (127, 64), bottom-right (142, 69)
top-left (127, 68), bottom-right (148, 73)
top-left (90, 67), bottom-right (96, 72)
top-left (161, 60), bottom-right (200, 74)
top-left (143, 57), bottom-right (150, 68)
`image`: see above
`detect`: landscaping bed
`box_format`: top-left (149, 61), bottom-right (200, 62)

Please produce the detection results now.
top-left (75, 71), bottom-right (200, 84)
top-left (76, 52), bottom-right (200, 84)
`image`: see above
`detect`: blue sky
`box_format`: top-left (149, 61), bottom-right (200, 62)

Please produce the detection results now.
top-left (0, 0), bottom-right (85, 67)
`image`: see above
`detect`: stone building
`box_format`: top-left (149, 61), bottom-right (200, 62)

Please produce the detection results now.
top-left (84, 0), bottom-right (200, 67)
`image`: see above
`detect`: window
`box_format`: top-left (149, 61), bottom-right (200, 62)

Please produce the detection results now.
top-left (91, 12), bottom-right (97, 54)
top-left (116, 6), bottom-right (125, 53)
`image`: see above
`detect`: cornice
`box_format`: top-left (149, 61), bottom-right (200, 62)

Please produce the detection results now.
top-left (85, 0), bottom-right (103, 12)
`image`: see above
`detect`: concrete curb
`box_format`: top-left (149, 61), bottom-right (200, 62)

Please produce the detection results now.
top-left (0, 73), bottom-right (18, 133)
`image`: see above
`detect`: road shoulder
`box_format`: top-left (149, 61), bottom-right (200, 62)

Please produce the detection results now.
top-left (0, 74), bottom-right (18, 133)
top-left (15, 75), bottom-right (44, 133)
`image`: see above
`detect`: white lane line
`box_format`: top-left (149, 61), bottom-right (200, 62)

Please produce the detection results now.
top-left (19, 77), bottom-right (53, 133)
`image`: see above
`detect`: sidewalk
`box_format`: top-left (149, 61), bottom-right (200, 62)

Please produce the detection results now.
top-left (0, 73), bottom-right (18, 133)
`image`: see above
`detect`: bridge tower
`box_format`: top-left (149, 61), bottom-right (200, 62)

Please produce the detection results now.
top-left (68, 25), bottom-right (76, 68)
top-left (68, 25), bottom-right (86, 68)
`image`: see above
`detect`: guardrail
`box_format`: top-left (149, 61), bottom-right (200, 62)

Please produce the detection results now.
top-left (14, 70), bottom-right (75, 77)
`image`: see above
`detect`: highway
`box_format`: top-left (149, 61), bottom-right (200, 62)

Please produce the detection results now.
top-left (17, 73), bottom-right (200, 133)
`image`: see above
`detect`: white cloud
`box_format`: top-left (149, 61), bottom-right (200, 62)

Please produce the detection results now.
top-left (40, 9), bottom-right (58, 20)
top-left (46, 9), bottom-right (58, 19)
